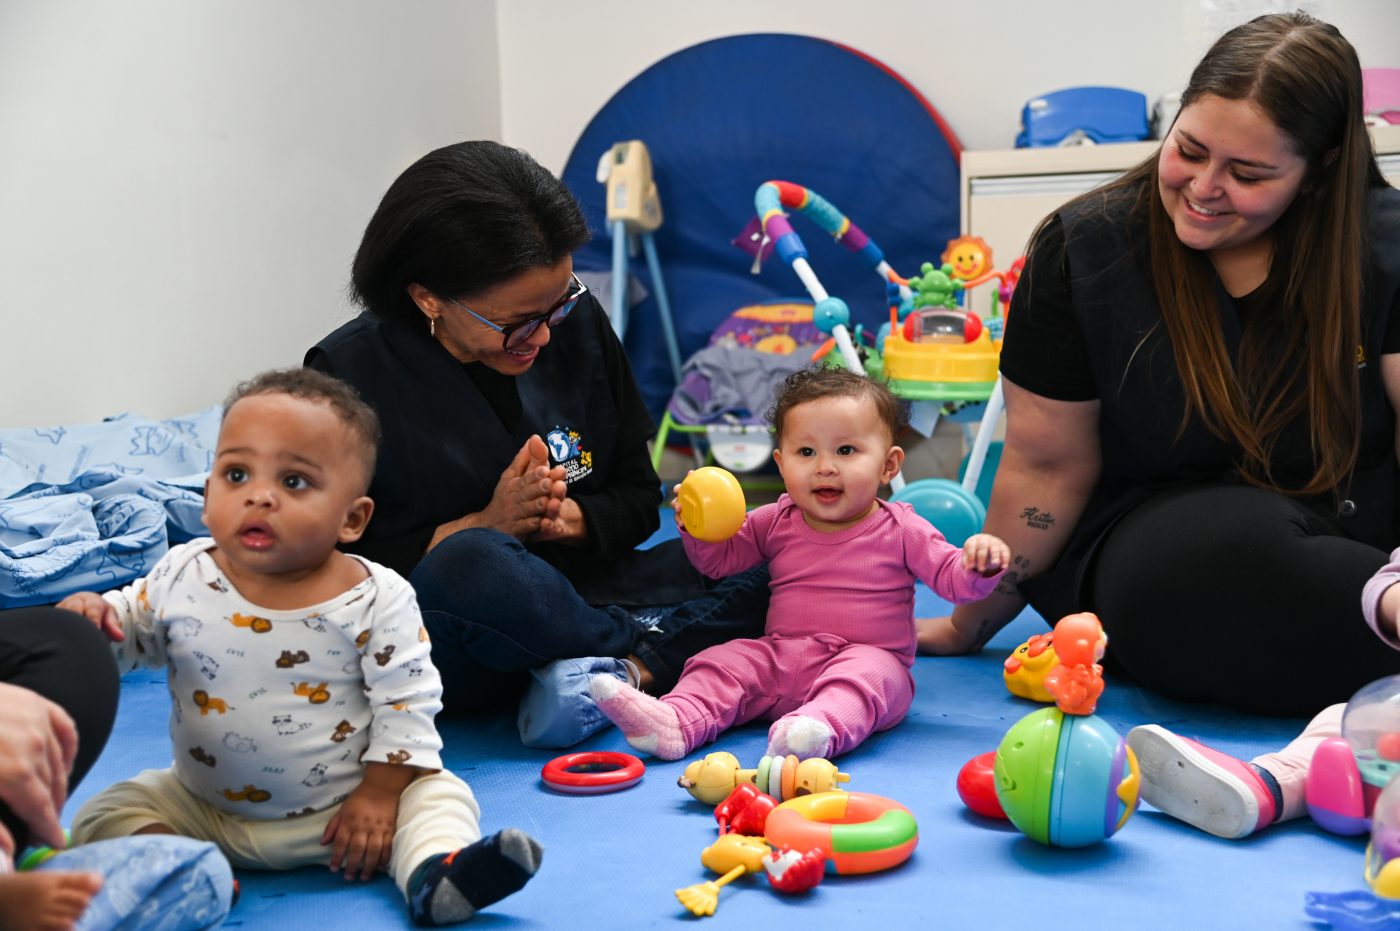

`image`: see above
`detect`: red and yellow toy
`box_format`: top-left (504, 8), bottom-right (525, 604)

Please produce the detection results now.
top-left (675, 820), bottom-right (826, 916)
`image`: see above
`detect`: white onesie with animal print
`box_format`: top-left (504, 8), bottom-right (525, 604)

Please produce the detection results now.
top-left (100, 538), bottom-right (443, 820)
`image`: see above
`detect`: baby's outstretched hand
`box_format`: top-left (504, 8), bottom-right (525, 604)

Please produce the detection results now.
top-left (961, 534), bottom-right (1010, 577)
top-left (55, 592), bottom-right (123, 642)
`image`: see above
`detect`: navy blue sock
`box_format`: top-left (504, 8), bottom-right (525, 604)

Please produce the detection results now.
top-left (1248, 763), bottom-right (1284, 823)
top-left (406, 829), bottom-right (543, 927)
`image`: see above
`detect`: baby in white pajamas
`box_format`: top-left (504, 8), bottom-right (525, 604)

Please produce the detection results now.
top-left (60, 369), bottom-right (541, 927)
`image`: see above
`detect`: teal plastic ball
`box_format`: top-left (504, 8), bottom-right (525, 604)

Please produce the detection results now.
top-left (889, 478), bottom-right (985, 546)
top-left (812, 297), bottom-right (851, 334)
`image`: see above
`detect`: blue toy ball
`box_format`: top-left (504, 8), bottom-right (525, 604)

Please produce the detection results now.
top-left (812, 296), bottom-right (851, 335)
top-left (890, 478), bottom-right (985, 546)
top-left (994, 706), bottom-right (1140, 847)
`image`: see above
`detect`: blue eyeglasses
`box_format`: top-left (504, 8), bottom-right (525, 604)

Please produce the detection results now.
top-left (447, 273), bottom-right (587, 350)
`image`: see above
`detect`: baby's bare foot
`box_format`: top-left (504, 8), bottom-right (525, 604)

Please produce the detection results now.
top-left (0, 870), bottom-right (103, 931)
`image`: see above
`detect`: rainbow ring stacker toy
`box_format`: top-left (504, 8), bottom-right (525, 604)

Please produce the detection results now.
top-left (678, 467), bottom-right (746, 543)
top-left (540, 751), bottom-right (645, 794)
top-left (763, 791), bottom-right (918, 875)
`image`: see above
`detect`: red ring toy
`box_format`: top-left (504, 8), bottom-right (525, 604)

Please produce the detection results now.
top-left (540, 751), bottom-right (645, 795)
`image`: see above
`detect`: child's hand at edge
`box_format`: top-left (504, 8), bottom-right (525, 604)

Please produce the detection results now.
top-left (961, 533), bottom-right (1010, 577)
top-left (670, 475), bottom-right (690, 532)
top-left (320, 763), bottom-right (417, 882)
top-left (1380, 581), bottom-right (1400, 641)
top-left (55, 592), bottom-right (124, 642)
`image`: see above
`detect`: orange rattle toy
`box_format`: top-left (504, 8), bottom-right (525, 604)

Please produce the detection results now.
top-left (679, 467), bottom-right (747, 542)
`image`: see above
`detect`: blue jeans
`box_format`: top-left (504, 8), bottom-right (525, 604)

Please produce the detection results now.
top-left (411, 529), bottom-right (770, 713)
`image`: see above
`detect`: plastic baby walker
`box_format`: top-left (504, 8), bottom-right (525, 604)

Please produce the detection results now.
top-left (958, 613), bottom-right (1141, 847)
top-left (673, 750), bottom-right (918, 916)
top-left (747, 179), bottom-right (1016, 545)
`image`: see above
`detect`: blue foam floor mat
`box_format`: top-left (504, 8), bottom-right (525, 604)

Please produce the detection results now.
top-left (66, 522), bottom-right (1369, 929)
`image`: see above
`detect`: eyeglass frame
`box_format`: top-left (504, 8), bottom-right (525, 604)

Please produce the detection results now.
top-left (445, 273), bottom-right (588, 350)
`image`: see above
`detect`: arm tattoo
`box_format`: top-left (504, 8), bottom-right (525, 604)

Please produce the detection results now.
top-left (1020, 507), bottom-right (1055, 530)
top-left (994, 555), bottom-right (1030, 597)
top-left (972, 618), bottom-right (994, 647)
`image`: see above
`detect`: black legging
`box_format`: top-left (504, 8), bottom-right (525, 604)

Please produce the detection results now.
top-left (0, 607), bottom-right (119, 850)
top-left (1088, 484), bottom-right (1397, 716)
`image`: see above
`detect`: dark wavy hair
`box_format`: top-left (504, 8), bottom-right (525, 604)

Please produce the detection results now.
top-left (768, 366), bottom-right (907, 443)
top-left (224, 368), bottom-right (380, 491)
top-left (348, 141), bottom-right (591, 330)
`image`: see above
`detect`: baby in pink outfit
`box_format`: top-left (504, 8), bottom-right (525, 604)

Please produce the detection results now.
top-left (591, 367), bottom-right (1009, 760)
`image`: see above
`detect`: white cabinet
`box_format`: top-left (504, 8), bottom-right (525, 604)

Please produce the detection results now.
top-left (959, 124), bottom-right (1400, 266)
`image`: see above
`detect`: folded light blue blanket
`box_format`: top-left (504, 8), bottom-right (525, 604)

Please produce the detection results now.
top-left (0, 408), bottom-right (221, 607)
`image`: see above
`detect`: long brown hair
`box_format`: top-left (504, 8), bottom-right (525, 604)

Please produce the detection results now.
top-left (1038, 12), bottom-right (1385, 494)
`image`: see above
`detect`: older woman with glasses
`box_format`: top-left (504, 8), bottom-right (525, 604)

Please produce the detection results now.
top-left (306, 141), bottom-right (768, 748)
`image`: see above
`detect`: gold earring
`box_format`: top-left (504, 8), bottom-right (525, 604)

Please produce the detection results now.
top-left (430, 317), bottom-right (436, 337)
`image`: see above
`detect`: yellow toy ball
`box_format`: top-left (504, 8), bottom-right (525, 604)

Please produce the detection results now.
top-left (679, 467), bottom-right (746, 542)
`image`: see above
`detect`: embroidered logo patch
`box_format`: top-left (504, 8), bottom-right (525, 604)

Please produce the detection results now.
top-left (545, 427), bottom-right (593, 483)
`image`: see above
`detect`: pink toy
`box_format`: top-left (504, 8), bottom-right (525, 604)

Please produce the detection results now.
top-left (1308, 738), bottom-right (1376, 835)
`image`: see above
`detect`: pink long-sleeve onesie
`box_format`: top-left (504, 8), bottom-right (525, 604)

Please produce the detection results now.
top-left (670, 494), bottom-right (1002, 756)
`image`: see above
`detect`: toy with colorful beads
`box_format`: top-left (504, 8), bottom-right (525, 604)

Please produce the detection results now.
top-left (677, 750), bottom-right (850, 805)
top-left (752, 180), bottom-right (911, 376)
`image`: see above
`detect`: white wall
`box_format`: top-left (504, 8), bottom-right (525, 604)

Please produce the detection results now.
top-left (5, 0), bottom-right (1398, 428)
top-left (499, 0), bottom-right (1400, 173)
top-left (0, 0), bottom-right (502, 428)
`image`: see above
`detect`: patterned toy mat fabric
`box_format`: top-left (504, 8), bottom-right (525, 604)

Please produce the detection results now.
top-left (0, 408), bottom-right (221, 608)
top-left (666, 300), bottom-right (824, 427)
top-left (64, 518), bottom-right (1368, 930)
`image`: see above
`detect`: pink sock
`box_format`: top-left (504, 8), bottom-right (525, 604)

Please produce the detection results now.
top-left (589, 675), bottom-right (689, 760)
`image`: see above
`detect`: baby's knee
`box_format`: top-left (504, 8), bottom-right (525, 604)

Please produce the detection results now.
top-left (70, 772), bottom-right (182, 845)
top-left (410, 529), bottom-right (521, 604)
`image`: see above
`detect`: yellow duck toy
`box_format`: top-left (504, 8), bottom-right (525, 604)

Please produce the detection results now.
top-left (1003, 631), bottom-right (1059, 702)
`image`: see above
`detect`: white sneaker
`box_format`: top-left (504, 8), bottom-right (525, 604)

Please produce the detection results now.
top-left (1126, 724), bottom-right (1275, 840)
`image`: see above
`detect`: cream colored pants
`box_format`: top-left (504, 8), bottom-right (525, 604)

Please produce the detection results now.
top-left (71, 768), bottom-right (481, 897)
top-left (1254, 703), bottom-right (1343, 822)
